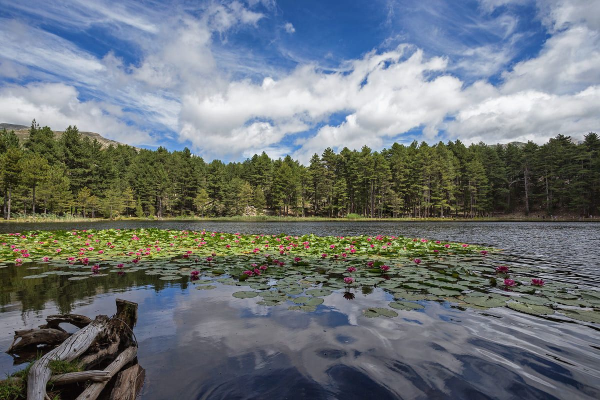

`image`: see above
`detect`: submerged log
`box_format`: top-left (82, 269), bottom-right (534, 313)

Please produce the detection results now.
top-left (26, 316), bottom-right (110, 400)
top-left (109, 364), bottom-right (145, 400)
top-left (76, 346), bottom-right (137, 400)
top-left (7, 328), bottom-right (69, 352)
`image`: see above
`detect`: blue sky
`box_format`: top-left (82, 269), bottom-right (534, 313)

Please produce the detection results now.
top-left (0, 0), bottom-right (598, 162)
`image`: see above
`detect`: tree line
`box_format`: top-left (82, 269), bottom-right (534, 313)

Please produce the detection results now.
top-left (1, 120), bottom-right (599, 220)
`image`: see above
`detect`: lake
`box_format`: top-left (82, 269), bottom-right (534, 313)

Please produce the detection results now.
top-left (1, 221), bottom-right (599, 399)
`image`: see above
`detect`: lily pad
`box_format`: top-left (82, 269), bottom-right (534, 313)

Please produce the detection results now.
top-left (362, 307), bottom-right (398, 318)
top-left (232, 291), bottom-right (259, 299)
top-left (507, 301), bottom-right (554, 316)
top-left (389, 301), bottom-right (425, 311)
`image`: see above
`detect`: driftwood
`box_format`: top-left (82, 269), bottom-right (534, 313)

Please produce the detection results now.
top-left (27, 316), bottom-right (111, 400)
top-left (76, 346), bottom-right (137, 400)
top-left (51, 370), bottom-right (111, 385)
top-left (41, 314), bottom-right (93, 330)
top-left (109, 364), bottom-right (145, 400)
top-left (23, 298), bottom-right (142, 400)
top-left (7, 328), bottom-right (69, 353)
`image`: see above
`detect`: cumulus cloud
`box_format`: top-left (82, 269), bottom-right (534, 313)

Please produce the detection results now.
top-left (0, 0), bottom-right (598, 161)
top-left (0, 83), bottom-right (155, 145)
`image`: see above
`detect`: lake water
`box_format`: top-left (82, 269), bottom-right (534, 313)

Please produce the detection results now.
top-left (1, 221), bottom-right (599, 399)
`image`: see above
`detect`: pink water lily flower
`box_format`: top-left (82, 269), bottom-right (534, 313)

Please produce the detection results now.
top-left (91, 265), bottom-right (100, 274)
top-left (380, 265), bottom-right (390, 272)
top-left (15, 258), bottom-right (22, 264)
top-left (413, 258), bottom-right (421, 265)
top-left (504, 279), bottom-right (516, 287)
top-left (344, 277), bottom-right (354, 284)
top-left (495, 266), bottom-right (509, 273)
top-left (190, 270), bottom-right (200, 276)
top-left (294, 257), bottom-right (302, 262)
top-left (480, 250), bottom-right (488, 255)
top-left (444, 244), bottom-right (450, 248)
top-left (243, 270), bottom-right (253, 276)
top-left (321, 253), bottom-right (328, 258)
top-left (531, 279), bottom-right (545, 287)
top-left (117, 264), bottom-right (124, 269)
top-left (347, 267), bottom-right (357, 273)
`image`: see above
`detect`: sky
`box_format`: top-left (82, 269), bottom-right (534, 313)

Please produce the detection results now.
top-left (0, 0), bottom-right (598, 163)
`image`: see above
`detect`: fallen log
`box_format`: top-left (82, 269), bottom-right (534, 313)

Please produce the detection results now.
top-left (51, 370), bottom-right (111, 385)
top-left (109, 364), bottom-right (145, 400)
top-left (42, 314), bottom-right (93, 330)
top-left (7, 328), bottom-right (69, 353)
top-left (17, 299), bottom-right (141, 400)
top-left (76, 346), bottom-right (137, 400)
top-left (26, 315), bottom-right (110, 400)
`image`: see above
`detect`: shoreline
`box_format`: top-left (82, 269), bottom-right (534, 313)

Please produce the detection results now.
top-left (1, 216), bottom-right (598, 224)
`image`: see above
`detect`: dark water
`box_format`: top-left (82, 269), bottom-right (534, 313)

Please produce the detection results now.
top-left (1, 221), bottom-right (599, 399)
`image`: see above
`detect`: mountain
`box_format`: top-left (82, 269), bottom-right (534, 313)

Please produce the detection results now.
top-left (0, 123), bottom-right (132, 149)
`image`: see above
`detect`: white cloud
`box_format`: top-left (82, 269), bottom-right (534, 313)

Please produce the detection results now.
top-left (0, 83), bottom-right (155, 145)
top-left (0, 0), bottom-right (598, 161)
top-left (284, 22), bottom-right (295, 34)
top-left (447, 86), bottom-right (600, 143)
top-left (502, 25), bottom-right (600, 94)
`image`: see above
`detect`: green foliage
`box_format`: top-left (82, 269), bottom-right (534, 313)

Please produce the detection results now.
top-left (0, 119), bottom-right (598, 219)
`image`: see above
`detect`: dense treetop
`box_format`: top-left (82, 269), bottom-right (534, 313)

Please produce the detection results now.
top-left (0, 120), bottom-right (598, 219)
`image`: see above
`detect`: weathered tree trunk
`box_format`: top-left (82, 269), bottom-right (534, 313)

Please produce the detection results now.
top-left (109, 363), bottom-right (145, 400)
top-left (51, 370), bottom-right (111, 385)
top-left (32, 182), bottom-right (36, 215)
top-left (8, 328), bottom-right (69, 353)
top-left (27, 316), bottom-right (110, 400)
top-left (76, 346), bottom-right (137, 400)
top-left (42, 314), bottom-right (93, 330)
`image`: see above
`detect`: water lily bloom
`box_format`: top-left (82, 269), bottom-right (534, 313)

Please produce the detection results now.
top-left (480, 250), bottom-right (488, 255)
top-left (42, 256), bottom-right (50, 262)
top-left (380, 265), bottom-right (390, 272)
top-left (367, 261), bottom-right (374, 267)
top-left (504, 279), bottom-right (516, 287)
top-left (433, 249), bottom-right (439, 253)
top-left (347, 267), bottom-right (357, 273)
top-left (190, 270), bottom-right (200, 276)
top-left (243, 270), bottom-right (253, 276)
top-left (444, 244), bottom-right (450, 248)
top-left (206, 257), bottom-right (213, 262)
top-left (132, 259), bottom-right (139, 264)
top-left (462, 244), bottom-right (469, 248)
top-left (330, 244), bottom-right (335, 249)
top-left (495, 266), bottom-right (509, 273)
top-left (260, 265), bottom-right (268, 270)
top-left (117, 264), bottom-right (124, 269)
top-left (414, 258), bottom-right (421, 265)
top-left (344, 277), bottom-right (354, 284)
top-left (321, 253), bottom-right (328, 258)
top-left (294, 257), bottom-right (302, 262)
top-left (91, 265), bottom-right (100, 273)
top-left (15, 258), bottom-right (22, 264)
top-left (531, 279), bottom-right (545, 287)
top-left (435, 241), bottom-right (441, 244)
top-left (56, 248), bottom-right (62, 253)
top-left (253, 268), bottom-right (261, 275)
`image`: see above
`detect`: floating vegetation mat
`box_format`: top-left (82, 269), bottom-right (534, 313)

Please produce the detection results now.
top-left (1, 229), bottom-right (599, 324)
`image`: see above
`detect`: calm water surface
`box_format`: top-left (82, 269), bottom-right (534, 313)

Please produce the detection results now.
top-left (0, 221), bottom-right (599, 399)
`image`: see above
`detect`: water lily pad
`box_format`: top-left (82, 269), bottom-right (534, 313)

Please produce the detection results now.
top-left (507, 301), bottom-right (554, 316)
top-left (232, 291), bottom-right (259, 299)
top-left (305, 297), bottom-right (324, 306)
top-left (362, 307), bottom-right (398, 318)
top-left (306, 289), bottom-right (332, 297)
top-left (196, 285), bottom-right (217, 290)
top-left (561, 309), bottom-right (600, 323)
top-left (389, 301), bottom-right (425, 311)
top-left (68, 276), bottom-right (89, 281)
top-left (159, 276), bottom-right (182, 281)
top-left (23, 274), bottom-right (47, 279)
